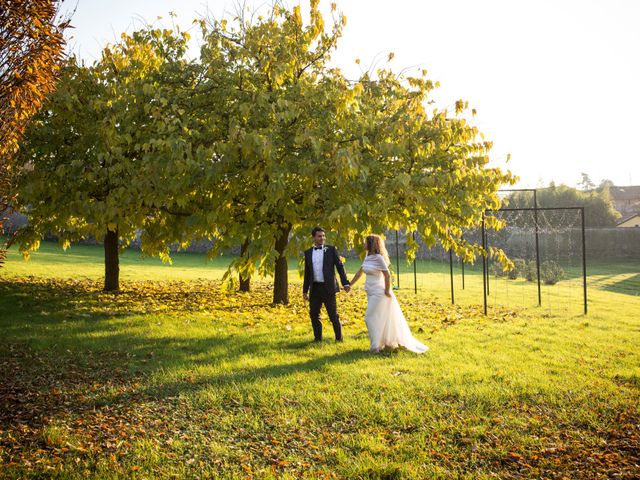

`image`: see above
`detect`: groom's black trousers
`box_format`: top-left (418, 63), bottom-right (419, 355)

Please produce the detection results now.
top-left (309, 282), bottom-right (342, 341)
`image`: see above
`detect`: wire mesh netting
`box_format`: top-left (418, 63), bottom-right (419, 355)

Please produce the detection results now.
top-left (483, 207), bottom-right (585, 315)
top-left (386, 202), bottom-right (587, 315)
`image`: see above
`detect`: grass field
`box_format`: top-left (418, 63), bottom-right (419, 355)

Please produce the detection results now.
top-left (1, 241), bottom-right (639, 478)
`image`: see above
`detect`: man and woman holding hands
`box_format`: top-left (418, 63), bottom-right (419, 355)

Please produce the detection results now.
top-left (303, 227), bottom-right (427, 354)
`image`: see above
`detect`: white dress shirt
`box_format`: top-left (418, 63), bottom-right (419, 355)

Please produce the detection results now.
top-left (312, 246), bottom-right (325, 282)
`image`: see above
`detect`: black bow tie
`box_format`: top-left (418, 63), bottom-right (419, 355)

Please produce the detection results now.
top-left (314, 246), bottom-right (324, 250)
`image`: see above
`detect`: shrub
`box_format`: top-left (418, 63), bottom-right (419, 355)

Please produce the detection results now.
top-left (490, 262), bottom-right (506, 277)
top-left (525, 260), bottom-right (537, 282)
top-left (508, 258), bottom-right (526, 280)
top-left (541, 260), bottom-right (564, 285)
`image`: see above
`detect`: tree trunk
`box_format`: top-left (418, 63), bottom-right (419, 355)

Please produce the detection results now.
top-left (272, 225), bottom-right (291, 305)
top-left (104, 227), bottom-right (119, 292)
top-left (239, 237), bottom-right (251, 292)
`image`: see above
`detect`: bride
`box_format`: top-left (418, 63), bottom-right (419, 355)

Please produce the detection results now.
top-left (349, 234), bottom-right (428, 354)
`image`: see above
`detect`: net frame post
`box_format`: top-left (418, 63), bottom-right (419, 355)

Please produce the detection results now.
top-left (581, 207), bottom-right (587, 315)
top-left (460, 233), bottom-right (465, 290)
top-left (482, 212), bottom-right (488, 316)
top-left (449, 247), bottom-right (455, 304)
top-left (413, 231), bottom-right (417, 294)
top-left (533, 190), bottom-right (542, 306)
top-left (395, 229), bottom-right (400, 290)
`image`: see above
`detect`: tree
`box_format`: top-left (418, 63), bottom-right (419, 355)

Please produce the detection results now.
top-left (13, 1), bottom-right (515, 301)
top-left (506, 184), bottom-right (621, 227)
top-left (598, 179), bottom-right (614, 190)
top-left (578, 172), bottom-right (595, 191)
top-left (169, 2), bottom-right (355, 303)
top-left (13, 27), bottom-right (199, 290)
top-left (0, 0), bottom-right (70, 266)
top-left (193, 1), bottom-right (514, 304)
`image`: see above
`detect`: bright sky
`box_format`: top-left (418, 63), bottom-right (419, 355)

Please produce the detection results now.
top-left (63, 0), bottom-right (640, 189)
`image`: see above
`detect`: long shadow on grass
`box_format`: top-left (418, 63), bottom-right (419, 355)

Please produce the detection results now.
top-left (600, 273), bottom-right (640, 296)
top-left (1, 327), bottom-right (371, 432)
top-left (136, 347), bottom-right (373, 400)
top-left (0, 278), bottom-right (372, 431)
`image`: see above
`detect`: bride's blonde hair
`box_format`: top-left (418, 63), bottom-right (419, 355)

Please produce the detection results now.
top-left (365, 234), bottom-right (390, 265)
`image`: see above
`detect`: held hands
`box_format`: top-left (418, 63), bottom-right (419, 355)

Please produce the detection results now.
top-left (384, 289), bottom-right (392, 298)
top-left (344, 285), bottom-right (351, 293)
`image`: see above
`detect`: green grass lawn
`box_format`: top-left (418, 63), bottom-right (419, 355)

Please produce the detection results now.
top-left (1, 242), bottom-right (639, 478)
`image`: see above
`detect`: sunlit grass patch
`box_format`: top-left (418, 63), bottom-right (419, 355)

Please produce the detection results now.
top-left (1, 246), bottom-right (639, 478)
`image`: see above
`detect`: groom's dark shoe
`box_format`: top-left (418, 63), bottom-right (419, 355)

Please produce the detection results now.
top-left (313, 337), bottom-right (323, 343)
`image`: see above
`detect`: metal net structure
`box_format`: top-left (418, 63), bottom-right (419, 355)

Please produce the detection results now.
top-left (387, 189), bottom-right (588, 315)
top-left (483, 205), bottom-right (586, 315)
top-left (388, 230), bottom-right (457, 305)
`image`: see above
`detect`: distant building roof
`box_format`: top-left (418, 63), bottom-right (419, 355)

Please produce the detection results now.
top-left (616, 213), bottom-right (640, 227)
top-left (609, 185), bottom-right (640, 201)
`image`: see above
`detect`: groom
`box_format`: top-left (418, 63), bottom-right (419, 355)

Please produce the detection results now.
top-left (303, 227), bottom-right (350, 342)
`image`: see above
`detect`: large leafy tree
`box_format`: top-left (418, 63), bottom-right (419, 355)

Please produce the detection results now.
top-left (0, 0), bottom-right (70, 266)
top-left (192, 1), bottom-right (514, 304)
top-left (13, 27), bottom-right (199, 290)
top-left (182, 2), bottom-right (362, 303)
top-left (13, 1), bottom-right (515, 302)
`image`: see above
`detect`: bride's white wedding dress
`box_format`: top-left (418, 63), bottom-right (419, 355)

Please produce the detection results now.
top-left (362, 254), bottom-right (428, 354)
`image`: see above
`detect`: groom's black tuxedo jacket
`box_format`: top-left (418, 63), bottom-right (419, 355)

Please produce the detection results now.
top-left (303, 245), bottom-right (350, 296)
